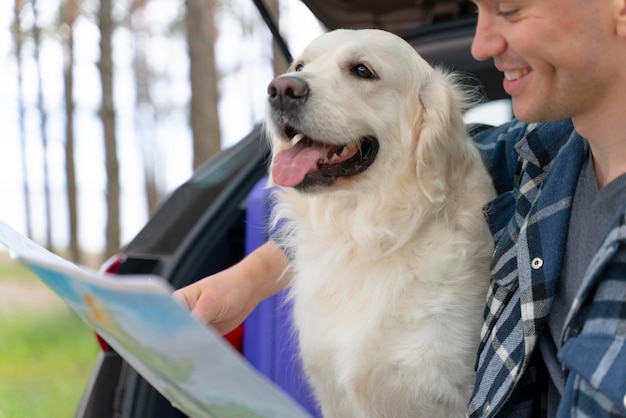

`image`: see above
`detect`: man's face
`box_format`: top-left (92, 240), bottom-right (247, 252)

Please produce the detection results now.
top-left (470, 0), bottom-right (616, 124)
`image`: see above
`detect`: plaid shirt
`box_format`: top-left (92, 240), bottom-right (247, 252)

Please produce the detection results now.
top-left (467, 119), bottom-right (626, 418)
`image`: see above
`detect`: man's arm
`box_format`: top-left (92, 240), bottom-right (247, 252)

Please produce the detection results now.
top-left (173, 240), bottom-right (290, 335)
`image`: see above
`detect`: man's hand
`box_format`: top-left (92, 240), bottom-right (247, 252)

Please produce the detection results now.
top-left (173, 240), bottom-right (291, 335)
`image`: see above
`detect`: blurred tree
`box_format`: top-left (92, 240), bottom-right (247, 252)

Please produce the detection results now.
top-left (97, 0), bottom-right (121, 258)
top-left (186, 0), bottom-right (221, 170)
top-left (60, 0), bottom-right (81, 262)
top-left (128, 0), bottom-right (160, 215)
top-left (32, 0), bottom-right (54, 251)
top-left (266, 0), bottom-right (288, 77)
top-left (11, 0), bottom-right (33, 240)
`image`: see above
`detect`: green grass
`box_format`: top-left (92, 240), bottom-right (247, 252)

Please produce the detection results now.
top-left (0, 257), bottom-right (38, 282)
top-left (0, 307), bottom-right (99, 417)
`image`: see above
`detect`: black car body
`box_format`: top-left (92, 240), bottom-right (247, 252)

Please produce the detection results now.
top-left (77, 1), bottom-right (508, 416)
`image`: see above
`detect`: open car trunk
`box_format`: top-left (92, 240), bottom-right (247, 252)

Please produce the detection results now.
top-left (256, 0), bottom-right (505, 100)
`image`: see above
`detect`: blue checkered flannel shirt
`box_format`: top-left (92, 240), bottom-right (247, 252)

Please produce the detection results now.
top-left (467, 119), bottom-right (626, 417)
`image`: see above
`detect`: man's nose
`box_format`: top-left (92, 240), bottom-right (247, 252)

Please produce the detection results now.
top-left (471, 13), bottom-right (506, 61)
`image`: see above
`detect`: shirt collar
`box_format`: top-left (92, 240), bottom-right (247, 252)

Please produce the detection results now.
top-left (514, 119), bottom-right (578, 171)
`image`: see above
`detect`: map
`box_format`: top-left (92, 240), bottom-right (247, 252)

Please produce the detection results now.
top-left (0, 220), bottom-right (311, 418)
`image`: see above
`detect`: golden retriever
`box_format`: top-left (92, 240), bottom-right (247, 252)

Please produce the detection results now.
top-left (266, 29), bottom-right (495, 418)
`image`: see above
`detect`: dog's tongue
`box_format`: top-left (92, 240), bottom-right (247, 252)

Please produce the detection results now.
top-left (272, 139), bottom-right (324, 187)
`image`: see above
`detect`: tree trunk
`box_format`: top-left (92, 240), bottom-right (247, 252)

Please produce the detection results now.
top-left (98, 0), bottom-right (121, 258)
top-left (130, 0), bottom-right (160, 215)
top-left (61, 0), bottom-right (80, 262)
top-left (32, 0), bottom-right (54, 251)
top-left (186, 0), bottom-right (221, 170)
top-left (11, 0), bottom-right (33, 239)
top-left (266, 0), bottom-right (288, 77)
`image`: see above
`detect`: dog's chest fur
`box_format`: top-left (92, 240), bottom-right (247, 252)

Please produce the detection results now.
top-left (272, 187), bottom-right (493, 418)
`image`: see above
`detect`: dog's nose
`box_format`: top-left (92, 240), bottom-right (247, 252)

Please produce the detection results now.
top-left (267, 76), bottom-right (309, 109)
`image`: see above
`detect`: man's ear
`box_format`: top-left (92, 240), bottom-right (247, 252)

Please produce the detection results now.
top-left (614, 0), bottom-right (626, 37)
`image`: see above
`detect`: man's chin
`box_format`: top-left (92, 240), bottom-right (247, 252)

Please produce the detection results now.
top-left (511, 100), bottom-right (565, 124)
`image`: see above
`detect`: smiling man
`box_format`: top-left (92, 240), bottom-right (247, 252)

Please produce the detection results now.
top-left (175, 1), bottom-right (626, 416)
top-left (466, 0), bottom-right (626, 416)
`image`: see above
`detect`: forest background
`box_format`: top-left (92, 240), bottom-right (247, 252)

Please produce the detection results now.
top-left (0, 0), bottom-right (322, 264)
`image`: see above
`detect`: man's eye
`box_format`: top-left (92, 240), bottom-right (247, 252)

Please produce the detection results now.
top-left (352, 64), bottom-right (376, 79)
top-left (496, 8), bottom-right (518, 18)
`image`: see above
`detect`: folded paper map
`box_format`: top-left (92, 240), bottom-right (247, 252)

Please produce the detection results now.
top-left (0, 219), bottom-right (311, 418)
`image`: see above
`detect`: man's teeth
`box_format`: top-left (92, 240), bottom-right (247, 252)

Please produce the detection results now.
top-left (504, 69), bottom-right (529, 81)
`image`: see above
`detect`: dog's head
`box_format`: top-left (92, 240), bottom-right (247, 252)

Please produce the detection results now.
top-left (266, 29), bottom-right (476, 199)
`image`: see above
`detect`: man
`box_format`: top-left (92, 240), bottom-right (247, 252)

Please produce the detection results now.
top-left (175, 0), bottom-right (626, 416)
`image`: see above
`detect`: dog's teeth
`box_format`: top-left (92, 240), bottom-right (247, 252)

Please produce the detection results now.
top-left (291, 133), bottom-right (304, 144)
top-left (323, 144), bottom-right (357, 163)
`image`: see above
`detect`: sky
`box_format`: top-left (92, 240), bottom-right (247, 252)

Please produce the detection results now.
top-left (0, 0), bottom-right (324, 254)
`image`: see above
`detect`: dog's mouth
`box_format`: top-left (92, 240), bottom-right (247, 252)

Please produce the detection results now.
top-left (272, 125), bottom-right (379, 190)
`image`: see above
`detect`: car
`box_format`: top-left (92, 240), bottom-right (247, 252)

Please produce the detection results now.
top-left (76, 1), bottom-right (510, 417)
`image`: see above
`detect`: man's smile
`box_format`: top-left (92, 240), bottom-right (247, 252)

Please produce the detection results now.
top-left (504, 68), bottom-right (530, 81)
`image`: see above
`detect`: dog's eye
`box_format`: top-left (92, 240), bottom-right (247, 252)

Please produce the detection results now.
top-left (351, 64), bottom-right (376, 79)
top-left (295, 63), bottom-right (304, 72)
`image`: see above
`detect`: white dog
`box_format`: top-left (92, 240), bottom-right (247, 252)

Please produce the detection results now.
top-left (266, 29), bottom-right (495, 418)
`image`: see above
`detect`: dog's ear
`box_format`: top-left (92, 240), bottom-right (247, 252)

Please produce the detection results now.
top-left (413, 69), bottom-right (480, 203)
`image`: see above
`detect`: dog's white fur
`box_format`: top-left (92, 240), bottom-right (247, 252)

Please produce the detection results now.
top-left (267, 29), bottom-right (496, 418)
